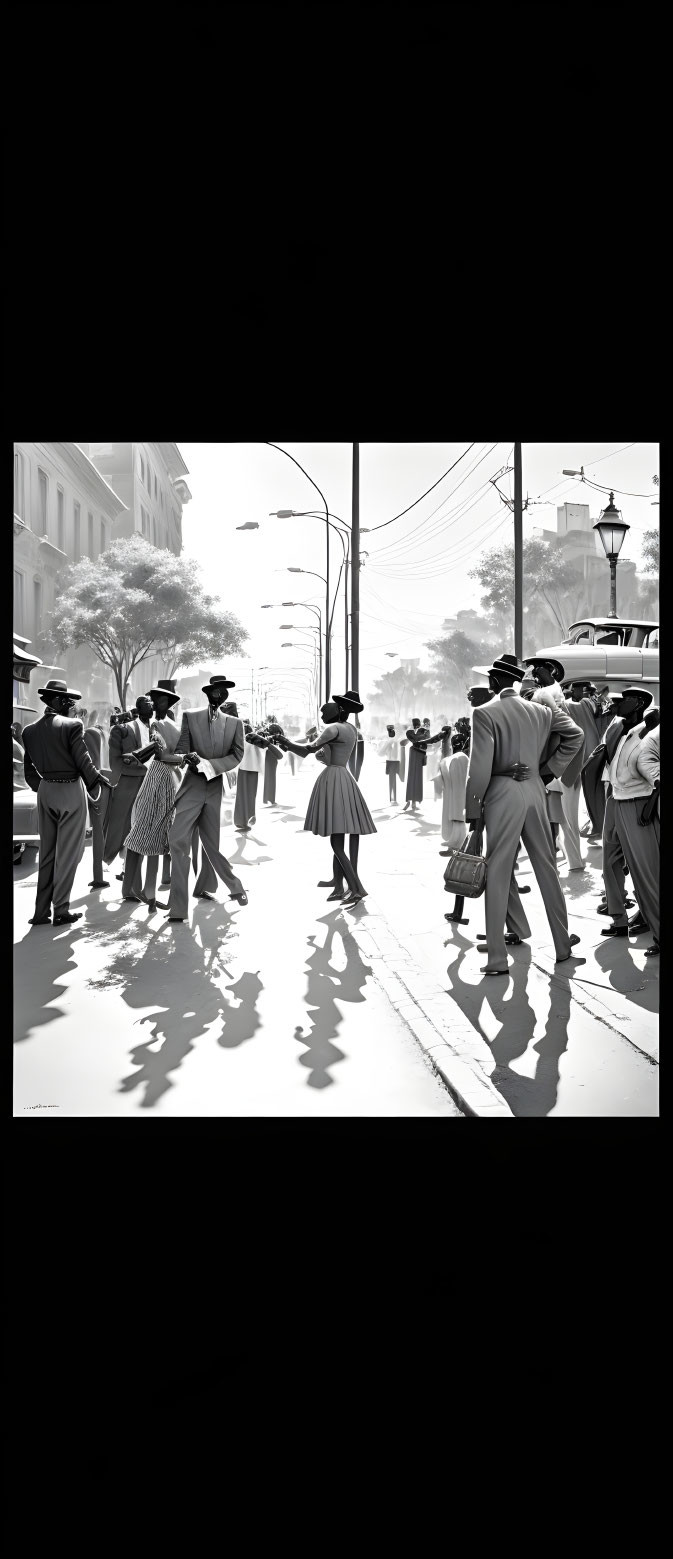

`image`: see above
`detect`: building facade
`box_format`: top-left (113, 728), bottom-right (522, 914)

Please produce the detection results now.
top-left (77, 443), bottom-right (192, 702)
top-left (13, 442), bottom-right (192, 720)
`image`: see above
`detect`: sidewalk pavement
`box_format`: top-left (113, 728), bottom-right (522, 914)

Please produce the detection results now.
top-left (352, 755), bottom-right (658, 1117)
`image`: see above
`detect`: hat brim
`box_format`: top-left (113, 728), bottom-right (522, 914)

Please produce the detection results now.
top-left (202, 680), bottom-right (236, 695)
top-left (147, 687), bottom-right (181, 706)
top-left (38, 685), bottom-right (82, 701)
top-left (524, 658), bottom-right (566, 681)
top-left (333, 697), bottom-right (364, 713)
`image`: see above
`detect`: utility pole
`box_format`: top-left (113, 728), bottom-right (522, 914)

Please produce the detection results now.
top-left (514, 441), bottom-right (523, 661)
top-left (351, 441), bottom-right (360, 693)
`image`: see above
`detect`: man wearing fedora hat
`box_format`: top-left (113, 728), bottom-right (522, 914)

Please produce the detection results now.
top-left (163, 675), bottom-right (246, 921)
top-left (22, 679), bottom-right (112, 925)
top-left (465, 653), bottom-right (584, 974)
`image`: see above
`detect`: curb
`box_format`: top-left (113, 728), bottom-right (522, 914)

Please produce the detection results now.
top-left (348, 902), bottom-right (514, 1117)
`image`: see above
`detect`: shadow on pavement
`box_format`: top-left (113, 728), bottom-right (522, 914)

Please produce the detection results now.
top-left (592, 938), bottom-right (659, 1015)
top-left (444, 935), bottom-right (571, 1117)
top-left (293, 914), bottom-right (373, 1089)
top-left (14, 923), bottom-right (85, 1044)
top-left (81, 904), bottom-right (263, 1108)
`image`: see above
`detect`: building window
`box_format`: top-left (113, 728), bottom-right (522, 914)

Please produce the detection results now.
top-left (33, 578), bottom-right (42, 643)
top-left (140, 505), bottom-right (148, 537)
top-left (14, 570), bottom-right (25, 631)
top-left (139, 452), bottom-right (145, 484)
top-left (160, 489), bottom-right (164, 511)
top-left (152, 516), bottom-right (156, 545)
top-left (154, 473), bottom-right (157, 500)
top-left (147, 463), bottom-right (152, 494)
top-left (57, 488), bottom-right (65, 550)
top-left (74, 502), bottom-right (81, 560)
top-left (37, 468), bottom-right (48, 536)
top-left (88, 512), bottom-right (94, 557)
top-left (14, 449), bottom-right (25, 520)
top-left (100, 519), bottom-right (106, 552)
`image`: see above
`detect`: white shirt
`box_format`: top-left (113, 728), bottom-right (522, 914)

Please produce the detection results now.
top-left (604, 728), bottom-right (654, 802)
top-left (239, 736), bottom-right (265, 774)
top-left (379, 736), bottom-right (400, 760)
top-left (634, 726), bottom-right (660, 788)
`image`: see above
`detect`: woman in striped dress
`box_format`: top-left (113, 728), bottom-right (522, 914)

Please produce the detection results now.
top-left (122, 691), bottom-right (187, 910)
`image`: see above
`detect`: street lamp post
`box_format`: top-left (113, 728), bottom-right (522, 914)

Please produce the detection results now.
top-left (261, 600), bottom-right (323, 709)
top-left (593, 492), bottom-right (630, 619)
top-left (264, 443), bottom-right (332, 700)
top-left (275, 511), bottom-right (351, 692)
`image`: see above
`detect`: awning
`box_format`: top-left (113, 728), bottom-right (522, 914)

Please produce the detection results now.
top-left (13, 641), bottom-right (42, 666)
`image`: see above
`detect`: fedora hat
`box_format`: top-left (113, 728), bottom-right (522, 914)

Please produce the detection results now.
top-left (619, 686), bottom-right (653, 707)
top-left (524, 656), bottom-right (566, 683)
top-left (333, 688), bottom-right (364, 713)
top-left (156, 679), bottom-right (178, 694)
top-left (146, 685), bottom-right (181, 708)
top-left (472, 654), bottom-right (526, 681)
top-left (201, 674), bottom-right (236, 695)
top-left (38, 677), bottom-right (82, 703)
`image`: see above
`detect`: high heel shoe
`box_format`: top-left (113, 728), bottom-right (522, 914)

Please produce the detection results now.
top-left (326, 889), bottom-right (346, 901)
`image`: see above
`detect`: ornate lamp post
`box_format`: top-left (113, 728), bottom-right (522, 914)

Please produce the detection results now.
top-left (593, 492), bottom-right (630, 619)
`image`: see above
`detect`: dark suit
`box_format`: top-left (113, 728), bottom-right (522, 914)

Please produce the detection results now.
top-left (83, 728), bottom-right (107, 881)
top-left (22, 708), bottom-right (105, 918)
top-left (104, 718), bottom-right (149, 864)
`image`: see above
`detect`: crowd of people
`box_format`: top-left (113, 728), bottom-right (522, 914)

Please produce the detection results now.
top-left (16, 650), bottom-right (659, 974)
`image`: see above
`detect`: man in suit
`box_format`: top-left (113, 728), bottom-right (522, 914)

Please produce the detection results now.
top-left (601, 688), bottom-right (659, 954)
top-left (22, 679), bottom-right (112, 926)
top-left (104, 698), bottom-right (153, 872)
top-left (164, 674), bottom-right (247, 923)
top-left (465, 654), bottom-right (585, 975)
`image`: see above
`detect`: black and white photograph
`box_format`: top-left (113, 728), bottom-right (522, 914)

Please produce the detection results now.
top-left (12, 441), bottom-right (659, 1118)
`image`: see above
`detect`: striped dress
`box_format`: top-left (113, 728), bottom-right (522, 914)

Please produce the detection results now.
top-left (124, 719), bottom-right (182, 857)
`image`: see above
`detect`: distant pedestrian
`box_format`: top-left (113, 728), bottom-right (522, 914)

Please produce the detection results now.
top-left (602, 688), bottom-right (659, 956)
top-left (262, 724), bottom-right (284, 805)
top-left (122, 686), bottom-right (186, 911)
top-left (378, 723), bottom-right (401, 803)
top-left (277, 694), bottom-right (376, 908)
top-left (403, 718), bottom-right (426, 812)
top-left (234, 723), bottom-right (266, 830)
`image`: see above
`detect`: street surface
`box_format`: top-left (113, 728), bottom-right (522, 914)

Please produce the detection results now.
top-left (13, 750), bottom-right (658, 1117)
top-left (360, 749), bottom-right (659, 1116)
top-left (13, 765), bottom-right (461, 1118)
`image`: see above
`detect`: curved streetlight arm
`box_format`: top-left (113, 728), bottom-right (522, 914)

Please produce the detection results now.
top-left (265, 442), bottom-right (331, 698)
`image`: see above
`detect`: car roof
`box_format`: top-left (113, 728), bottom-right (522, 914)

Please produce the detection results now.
top-left (568, 618), bottom-right (659, 629)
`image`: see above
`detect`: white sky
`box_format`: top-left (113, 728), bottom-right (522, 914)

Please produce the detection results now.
top-left (177, 441), bottom-right (659, 716)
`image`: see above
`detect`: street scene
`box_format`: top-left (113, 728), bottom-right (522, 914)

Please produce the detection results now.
top-left (13, 441), bottom-right (660, 1117)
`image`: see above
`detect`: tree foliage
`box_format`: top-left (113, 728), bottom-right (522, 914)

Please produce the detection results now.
top-left (425, 628), bottom-right (493, 697)
top-left (368, 664), bottom-right (436, 722)
top-left (49, 536), bottom-right (248, 707)
top-left (641, 528), bottom-right (659, 576)
top-left (469, 537), bottom-right (585, 639)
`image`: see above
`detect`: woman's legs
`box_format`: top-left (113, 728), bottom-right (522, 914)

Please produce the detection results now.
top-left (122, 848), bottom-right (144, 900)
top-left (348, 834), bottom-right (366, 894)
top-left (445, 894), bottom-right (468, 924)
top-left (144, 854), bottom-right (159, 902)
top-left (330, 834), bottom-right (359, 896)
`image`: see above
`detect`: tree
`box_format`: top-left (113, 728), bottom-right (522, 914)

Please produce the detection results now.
top-left (49, 536), bottom-right (248, 708)
top-left (641, 528), bottom-right (659, 576)
top-left (469, 537), bottom-right (584, 641)
top-left (368, 663), bottom-right (436, 723)
top-left (425, 628), bottom-right (494, 702)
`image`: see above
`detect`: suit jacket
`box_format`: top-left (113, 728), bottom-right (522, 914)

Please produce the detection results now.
top-left (465, 689), bottom-right (584, 819)
top-left (22, 709), bottom-right (104, 793)
top-left (108, 718), bottom-right (146, 783)
top-left (176, 706), bottom-right (245, 777)
top-left (565, 697), bottom-right (602, 768)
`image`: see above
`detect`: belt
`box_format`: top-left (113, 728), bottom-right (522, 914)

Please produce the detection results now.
top-left (41, 775), bottom-right (83, 783)
top-left (492, 766), bottom-right (538, 778)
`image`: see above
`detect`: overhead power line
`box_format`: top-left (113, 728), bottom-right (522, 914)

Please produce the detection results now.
top-left (372, 443), bottom-right (500, 556)
top-left (367, 443), bottom-right (476, 532)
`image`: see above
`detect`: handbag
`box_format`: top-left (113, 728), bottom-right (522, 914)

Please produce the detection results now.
top-left (443, 820), bottom-right (487, 898)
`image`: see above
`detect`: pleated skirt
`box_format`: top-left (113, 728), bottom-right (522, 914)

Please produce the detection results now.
top-left (124, 762), bottom-right (180, 856)
top-left (304, 765), bottom-right (377, 837)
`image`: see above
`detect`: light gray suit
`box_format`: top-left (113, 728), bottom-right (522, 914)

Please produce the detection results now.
top-left (167, 706), bottom-right (245, 918)
top-left (466, 689), bottom-right (584, 971)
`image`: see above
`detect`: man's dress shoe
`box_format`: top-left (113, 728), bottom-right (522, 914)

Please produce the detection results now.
top-left (601, 925), bottom-right (628, 937)
top-left (53, 911), bottom-right (83, 925)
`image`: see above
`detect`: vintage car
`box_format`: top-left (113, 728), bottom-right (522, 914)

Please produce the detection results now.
top-left (13, 780), bottom-right (40, 865)
top-left (527, 618), bottom-right (659, 697)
